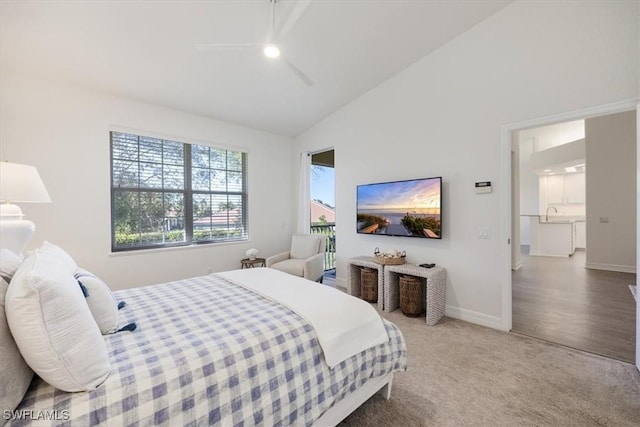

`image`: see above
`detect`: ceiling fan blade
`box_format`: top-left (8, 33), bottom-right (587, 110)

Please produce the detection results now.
top-left (273, 0), bottom-right (311, 41)
top-left (195, 43), bottom-right (262, 52)
top-left (282, 56), bottom-right (314, 86)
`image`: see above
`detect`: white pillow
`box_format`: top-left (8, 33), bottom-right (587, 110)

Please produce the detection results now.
top-left (0, 248), bottom-right (23, 282)
top-left (6, 246), bottom-right (111, 392)
top-left (75, 268), bottom-right (119, 334)
top-left (290, 235), bottom-right (320, 259)
top-left (0, 277), bottom-right (34, 416)
top-left (39, 241), bottom-right (77, 272)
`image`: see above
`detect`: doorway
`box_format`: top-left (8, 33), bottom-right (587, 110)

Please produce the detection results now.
top-left (503, 103), bottom-right (638, 363)
top-left (310, 149), bottom-right (336, 285)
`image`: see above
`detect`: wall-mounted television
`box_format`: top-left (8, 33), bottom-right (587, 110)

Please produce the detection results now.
top-left (357, 176), bottom-right (442, 239)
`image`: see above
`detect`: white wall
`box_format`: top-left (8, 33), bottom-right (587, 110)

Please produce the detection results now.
top-left (528, 138), bottom-right (585, 173)
top-left (293, 1), bottom-right (639, 328)
top-left (585, 110), bottom-right (637, 273)
top-left (0, 72), bottom-right (294, 289)
top-left (519, 120), bottom-right (585, 152)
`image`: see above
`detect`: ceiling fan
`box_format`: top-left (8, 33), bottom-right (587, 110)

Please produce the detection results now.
top-left (196, 0), bottom-right (314, 86)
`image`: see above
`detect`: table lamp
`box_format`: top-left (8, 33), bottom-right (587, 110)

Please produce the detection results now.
top-left (0, 161), bottom-right (51, 254)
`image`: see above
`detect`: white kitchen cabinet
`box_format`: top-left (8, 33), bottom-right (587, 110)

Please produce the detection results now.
top-left (540, 173), bottom-right (585, 205)
top-left (545, 175), bottom-right (565, 204)
top-left (575, 220), bottom-right (586, 249)
top-left (564, 173), bottom-right (585, 204)
top-left (529, 217), bottom-right (576, 257)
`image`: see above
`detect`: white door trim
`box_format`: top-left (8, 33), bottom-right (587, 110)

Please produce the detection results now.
top-left (500, 98), bottom-right (639, 332)
top-left (636, 102), bottom-right (640, 372)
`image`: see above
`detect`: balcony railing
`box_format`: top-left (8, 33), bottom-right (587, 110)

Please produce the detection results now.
top-left (310, 223), bottom-right (336, 271)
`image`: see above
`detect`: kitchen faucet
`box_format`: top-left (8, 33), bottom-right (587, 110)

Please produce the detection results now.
top-left (545, 206), bottom-right (558, 222)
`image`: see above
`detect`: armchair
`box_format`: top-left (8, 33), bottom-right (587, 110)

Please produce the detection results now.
top-left (265, 234), bottom-right (326, 282)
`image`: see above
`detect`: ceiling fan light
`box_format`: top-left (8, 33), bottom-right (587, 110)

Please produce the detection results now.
top-left (263, 44), bottom-right (280, 58)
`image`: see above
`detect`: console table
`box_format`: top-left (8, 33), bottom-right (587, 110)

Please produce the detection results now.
top-left (346, 256), bottom-right (385, 310)
top-left (384, 264), bottom-right (446, 325)
top-left (240, 257), bottom-right (266, 268)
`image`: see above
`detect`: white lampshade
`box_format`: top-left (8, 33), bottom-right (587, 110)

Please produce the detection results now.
top-left (0, 161), bottom-right (51, 254)
top-left (0, 162), bottom-right (51, 204)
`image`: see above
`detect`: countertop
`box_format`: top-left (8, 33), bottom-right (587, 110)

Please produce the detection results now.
top-left (521, 214), bottom-right (585, 222)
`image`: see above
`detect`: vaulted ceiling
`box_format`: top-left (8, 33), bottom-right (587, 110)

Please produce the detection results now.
top-left (1, 1), bottom-right (512, 136)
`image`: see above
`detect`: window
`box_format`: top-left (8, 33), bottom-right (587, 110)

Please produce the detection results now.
top-left (110, 131), bottom-right (248, 251)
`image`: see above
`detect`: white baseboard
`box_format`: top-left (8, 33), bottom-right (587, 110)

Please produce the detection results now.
top-left (335, 277), bottom-right (347, 290)
top-left (445, 305), bottom-right (504, 331)
top-left (585, 262), bottom-right (636, 274)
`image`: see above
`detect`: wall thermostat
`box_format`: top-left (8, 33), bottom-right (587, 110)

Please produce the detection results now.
top-left (475, 181), bottom-right (492, 194)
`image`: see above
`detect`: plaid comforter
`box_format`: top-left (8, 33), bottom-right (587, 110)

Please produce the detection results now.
top-left (9, 273), bottom-right (407, 426)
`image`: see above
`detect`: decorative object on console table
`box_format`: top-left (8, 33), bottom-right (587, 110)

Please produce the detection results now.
top-left (384, 264), bottom-right (446, 326)
top-left (240, 257), bottom-right (266, 269)
top-left (0, 161), bottom-right (51, 254)
top-left (346, 256), bottom-right (385, 310)
top-left (373, 247), bottom-right (406, 265)
top-left (360, 268), bottom-right (378, 303)
top-left (399, 275), bottom-right (424, 317)
top-left (245, 248), bottom-right (259, 260)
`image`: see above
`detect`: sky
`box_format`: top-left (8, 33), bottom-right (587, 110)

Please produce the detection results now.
top-left (311, 165), bottom-right (335, 207)
top-left (357, 177), bottom-right (441, 212)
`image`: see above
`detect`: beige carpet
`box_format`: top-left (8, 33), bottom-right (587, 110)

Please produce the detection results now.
top-left (340, 309), bottom-right (640, 426)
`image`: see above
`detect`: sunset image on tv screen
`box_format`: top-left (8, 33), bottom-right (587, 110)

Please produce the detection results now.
top-left (357, 177), bottom-right (441, 239)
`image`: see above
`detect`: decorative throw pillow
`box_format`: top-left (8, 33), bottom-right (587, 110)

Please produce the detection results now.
top-left (39, 241), bottom-right (77, 272)
top-left (75, 268), bottom-right (119, 334)
top-left (0, 277), bottom-right (34, 417)
top-left (6, 245), bottom-right (110, 392)
top-left (0, 248), bottom-right (23, 283)
top-left (290, 235), bottom-right (320, 259)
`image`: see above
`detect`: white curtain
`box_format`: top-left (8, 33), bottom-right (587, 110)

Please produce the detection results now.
top-left (296, 151), bottom-right (311, 234)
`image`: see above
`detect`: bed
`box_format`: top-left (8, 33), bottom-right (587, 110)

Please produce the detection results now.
top-left (1, 246), bottom-right (407, 426)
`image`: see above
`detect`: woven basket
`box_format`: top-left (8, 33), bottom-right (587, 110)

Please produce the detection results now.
top-left (399, 275), bottom-right (424, 317)
top-left (360, 268), bottom-right (378, 303)
top-left (373, 255), bottom-right (406, 265)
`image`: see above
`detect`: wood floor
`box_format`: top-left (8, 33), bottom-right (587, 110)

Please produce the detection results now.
top-left (512, 247), bottom-right (636, 363)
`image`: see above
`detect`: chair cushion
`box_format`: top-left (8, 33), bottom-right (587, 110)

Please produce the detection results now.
top-left (270, 259), bottom-right (305, 277)
top-left (0, 277), bottom-right (34, 416)
top-left (6, 244), bottom-right (111, 392)
top-left (290, 235), bottom-right (320, 259)
top-left (75, 268), bottom-right (119, 334)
